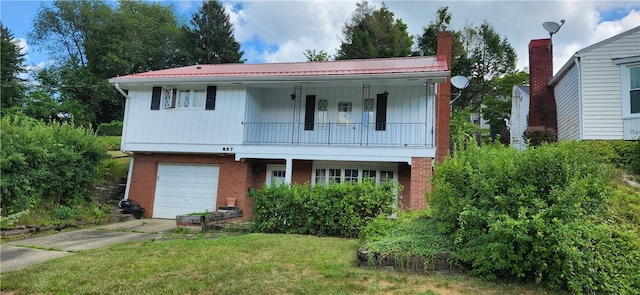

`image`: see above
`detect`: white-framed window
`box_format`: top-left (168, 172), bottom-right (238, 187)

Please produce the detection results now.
top-left (312, 162), bottom-right (397, 185)
top-left (315, 169), bottom-right (327, 185)
top-left (363, 98), bottom-right (375, 127)
top-left (328, 168), bottom-right (342, 183)
top-left (162, 88), bottom-right (176, 109)
top-left (615, 57), bottom-right (640, 119)
top-left (162, 87), bottom-right (206, 109)
top-left (318, 99), bottom-right (328, 124)
top-left (177, 89), bottom-right (206, 109)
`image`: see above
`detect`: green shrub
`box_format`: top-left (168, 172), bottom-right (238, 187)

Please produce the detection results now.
top-left (429, 139), bottom-right (640, 294)
top-left (55, 206), bottom-right (74, 220)
top-left (97, 136), bottom-right (121, 151)
top-left (96, 121), bottom-right (123, 136)
top-left (523, 126), bottom-right (557, 146)
top-left (96, 158), bottom-right (130, 183)
top-left (250, 181), bottom-right (398, 238)
top-left (1, 115), bottom-right (108, 213)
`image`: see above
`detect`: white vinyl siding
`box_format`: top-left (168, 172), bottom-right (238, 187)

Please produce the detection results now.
top-left (243, 85), bottom-right (435, 146)
top-left (578, 29), bottom-right (639, 140)
top-left (554, 65), bottom-right (581, 140)
top-left (122, 85), bottom-right (246, 149)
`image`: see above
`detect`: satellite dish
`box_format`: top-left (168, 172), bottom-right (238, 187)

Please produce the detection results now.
top-left (543, 19), bottom-right (565, 36)
top-left (451, 75), bottom-right (469, 90)
top-left (543, 22), bottom-right (561, 34)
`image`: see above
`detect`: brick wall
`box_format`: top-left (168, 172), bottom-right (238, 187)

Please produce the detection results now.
top-left (436, 32), bottom-right (452, 162)
top-left (397, 162), bottom-right (411, 209)
top-left (409, 157), bottom-right (432, 209)
top-left (528, 38), bottom-right (557, 130)
top-left (292, 160), bottom-right (312, 184)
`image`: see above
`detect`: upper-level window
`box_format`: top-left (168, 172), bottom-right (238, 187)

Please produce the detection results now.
top-left (177, 89), bottom-right (206, 109)
top-left (363, 98), bottom-right (375, 127)
top-left (163, 88), bottom-right (176, 109)
top-left (151, 86), bottom-right (216, 111)
top-left (338, 101), bottom-right (352, 124)
top-left (318, 99), bottom-right (328, 124)
top-left (630, 66), bottom-right (640, 114)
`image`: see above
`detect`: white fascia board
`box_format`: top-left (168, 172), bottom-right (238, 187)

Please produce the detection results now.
top-left (108, 72), bottom-right (449, 86)
top-left (121, 142), bottom-right (435, 164)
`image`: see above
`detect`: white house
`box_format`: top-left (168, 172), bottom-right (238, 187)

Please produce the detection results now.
top-left (109, 33), bottom-right (454, 219)
top-left (550, 26), bottom-right (640, 140)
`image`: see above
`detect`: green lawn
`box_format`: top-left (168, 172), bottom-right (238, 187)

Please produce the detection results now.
top-left (1, 234), bottom-right (560, 295)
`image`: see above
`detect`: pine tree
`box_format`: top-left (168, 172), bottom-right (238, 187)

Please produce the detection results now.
top-left (182, 0), bottom-right (244, 64)
top-left (336, 1), bottom-right (412, 60)
top-left (1, 22), bottom-right (26, 111)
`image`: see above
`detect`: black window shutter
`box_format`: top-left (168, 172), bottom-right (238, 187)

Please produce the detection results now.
top-left (151, 87), bottom-right (161, 110)
top-left (304, 95), bottom-right (316, 130)
top-left (206, 86), bottom-right (217, 110)
top-left (375, 93), bottom-right (387, 131)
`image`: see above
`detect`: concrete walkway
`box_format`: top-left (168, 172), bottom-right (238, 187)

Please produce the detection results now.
top-left (1, 219), bottom-right (176, 273)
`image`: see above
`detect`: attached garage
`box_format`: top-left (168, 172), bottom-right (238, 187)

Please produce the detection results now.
top-left (152, 164), bottom-right (219, 219)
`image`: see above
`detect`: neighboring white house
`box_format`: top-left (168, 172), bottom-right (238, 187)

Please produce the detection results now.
top-left (108, 33), bottom-right (454, 219)
top-left (509, 86), bottom-right (530, 149)
top-left (550, 26), bottom-right (640, 140)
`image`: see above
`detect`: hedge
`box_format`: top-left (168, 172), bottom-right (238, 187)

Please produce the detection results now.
top-left (1, 115), bottom-right (108, 213)
top-left (250, 181), bottom-right (398, 238)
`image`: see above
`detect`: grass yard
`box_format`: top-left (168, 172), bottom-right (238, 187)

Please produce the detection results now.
top-left (0, 234), bottom-right (560, 295)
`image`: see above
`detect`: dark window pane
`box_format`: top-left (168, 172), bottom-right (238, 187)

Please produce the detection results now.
top-left (631, 90), bottom-right (640, 114)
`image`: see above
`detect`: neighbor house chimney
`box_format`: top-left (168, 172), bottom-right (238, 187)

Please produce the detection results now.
top-left (435, 31), bottom-right (452, 162)
top-left (528, 38), bottom-right (557, 130)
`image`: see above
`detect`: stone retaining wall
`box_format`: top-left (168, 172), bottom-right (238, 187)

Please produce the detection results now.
top-left (357, 247), bottom-right (464, 274)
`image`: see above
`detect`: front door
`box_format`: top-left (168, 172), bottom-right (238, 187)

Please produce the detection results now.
top-left (265, 164), bottom-right (286, 186)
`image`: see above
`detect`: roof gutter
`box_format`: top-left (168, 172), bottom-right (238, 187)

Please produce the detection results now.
top-left (114, 83), bottom-right (129, 98)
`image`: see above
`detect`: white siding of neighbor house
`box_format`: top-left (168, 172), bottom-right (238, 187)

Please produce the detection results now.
top-left (554, 65), bottom-right (581, 140)
top-left (122, 85), bottom-right (247, 151)
top-left (579, 30), bottom-right (640, 140)
top-left (510, 86), bottom-right (530, 149)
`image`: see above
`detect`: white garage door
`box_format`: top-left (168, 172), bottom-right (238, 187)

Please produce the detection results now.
top-left (153, 164), bottom-right (219, 219)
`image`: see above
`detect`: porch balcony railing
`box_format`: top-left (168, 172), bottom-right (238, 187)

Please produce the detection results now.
top-left (243, 122), bottom-right (434, 147)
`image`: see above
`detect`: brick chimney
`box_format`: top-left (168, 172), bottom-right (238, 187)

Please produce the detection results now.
top-left (528, 38), bottom-right (557, 130)
top-left (435, 32), bottom-right (452, 162)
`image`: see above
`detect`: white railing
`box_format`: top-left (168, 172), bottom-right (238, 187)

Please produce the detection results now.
top-left (243, 123), bottom-right (433, 147)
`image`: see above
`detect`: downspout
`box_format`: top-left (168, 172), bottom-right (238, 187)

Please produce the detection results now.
top-left (114, 82), bottom-right (133, 200)
top-left (573, 57), bottom-right (584, 139)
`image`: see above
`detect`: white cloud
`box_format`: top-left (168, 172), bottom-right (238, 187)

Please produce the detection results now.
top-left (13, 37), bottom-right (28, 57)
top-left (228, 0), bottom-right (638, 73)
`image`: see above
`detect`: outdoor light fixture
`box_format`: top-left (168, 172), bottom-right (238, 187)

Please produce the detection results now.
top-left (290, 92), bottom-right (297, 100)
top-left (450, 75), bottom-right (470, 105)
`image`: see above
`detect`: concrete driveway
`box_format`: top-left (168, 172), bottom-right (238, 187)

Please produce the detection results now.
top-left (1, 219), bottom-right (176, 273)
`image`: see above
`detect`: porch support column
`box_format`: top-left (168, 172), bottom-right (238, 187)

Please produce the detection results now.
top-left (284, 158), bottom-right (293, 184)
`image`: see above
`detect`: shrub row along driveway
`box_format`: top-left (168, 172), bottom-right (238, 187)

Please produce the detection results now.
top-left (1, 219), bottom-right (176, 273)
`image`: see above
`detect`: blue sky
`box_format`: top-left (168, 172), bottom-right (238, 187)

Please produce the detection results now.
top-left (2, 0), bottom-right (639, 76)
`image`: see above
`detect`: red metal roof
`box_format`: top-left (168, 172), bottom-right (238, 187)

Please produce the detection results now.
top-left (110, 56), bottom-right (449, 81)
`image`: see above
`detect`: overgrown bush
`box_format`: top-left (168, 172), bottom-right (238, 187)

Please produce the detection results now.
top-left (96, 121), bottom-right (123, 136)
top-left (1, 115), bottom-right (108, 214)
top-left (523, 126), bottom-right (557, 146)
top-left (97, 136), bottom-right (122, 151)
top-left (429, 140), bottom-right (640, 293)
top-left (250, 181), bottom-right (398, 238)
